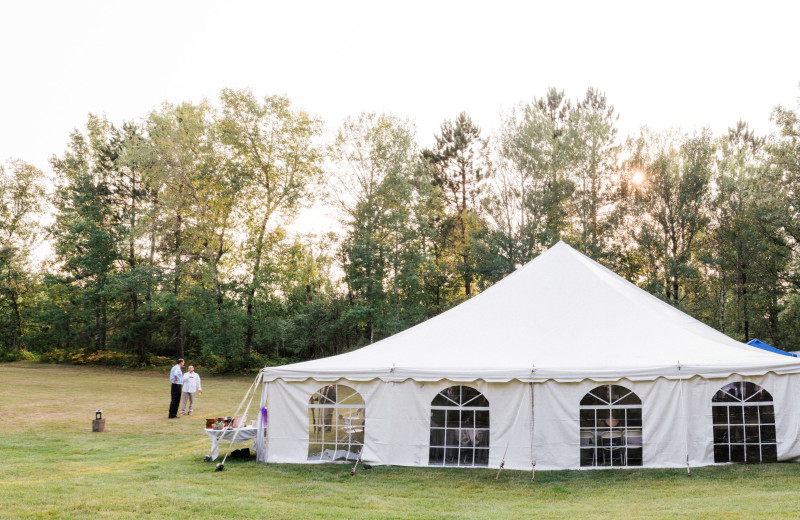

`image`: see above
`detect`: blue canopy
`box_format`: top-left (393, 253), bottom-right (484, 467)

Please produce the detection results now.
top-left (747, 338), bottom-right (797, 357)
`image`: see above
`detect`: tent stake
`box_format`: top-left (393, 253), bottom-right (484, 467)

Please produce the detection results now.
top-left (350, 448), bottom-right (363, 476)
top-left (495, 392), bottom-right (526, 480)
top-left (493, 461), bottom-right (505, 481)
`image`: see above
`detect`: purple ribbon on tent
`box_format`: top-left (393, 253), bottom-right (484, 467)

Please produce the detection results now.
top-left (260, 406), bottom-right (268, 426)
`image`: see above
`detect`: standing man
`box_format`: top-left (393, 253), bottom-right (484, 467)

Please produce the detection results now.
top-left (168, 358), bottom-right (184, 418)
top-left (180, 365), bottom-right (202, 415)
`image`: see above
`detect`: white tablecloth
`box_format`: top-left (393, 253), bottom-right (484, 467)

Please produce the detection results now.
top-left (204, 427), bottom-right (258, 460)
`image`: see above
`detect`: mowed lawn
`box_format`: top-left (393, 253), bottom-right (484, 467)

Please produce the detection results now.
top-left (1, 362), bottom-right (798, 519)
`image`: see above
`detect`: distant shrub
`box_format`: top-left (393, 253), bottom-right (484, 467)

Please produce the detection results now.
top-left (208, 353), bottom-right (263, 374)
top-left (0, 349), bottom-right (39, 362)
top-left (144, 354), bottom-right (173, 369)
top-left (40, 348), bottom-right (68, 364)
top-left (85, 350), bottom-right (137, 367)
top-left (20, 346), bottom-right (271, 374)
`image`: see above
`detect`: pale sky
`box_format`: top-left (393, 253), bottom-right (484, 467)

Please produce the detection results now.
top-left (1, 1), bottom-right (798, 185)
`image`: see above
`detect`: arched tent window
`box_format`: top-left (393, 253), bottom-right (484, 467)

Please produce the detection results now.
top-left (712, 381), bottom-right (777, 463)
top-left (429, 385), bottom-right (489, 467)
top-left (308, 384), bottom-right (365, 462)
top-left (579, 384), bottom-right (642, 467)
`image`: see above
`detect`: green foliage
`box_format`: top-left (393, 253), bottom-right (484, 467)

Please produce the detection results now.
top-left (422, 112), bottom-right (487, 297)
top-left (4, 85), bottom-right (800, 368)
top-left (332, 113), bottom-right (432, 344)
top-left (0, 159), bottom-right (46, 351)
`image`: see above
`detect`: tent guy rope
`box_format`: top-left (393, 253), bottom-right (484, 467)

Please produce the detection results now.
top-left (215, 371), bottom-right (262, 472)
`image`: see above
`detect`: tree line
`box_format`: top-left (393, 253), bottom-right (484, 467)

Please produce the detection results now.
top-left (1, 86), bottom-right (799, 370)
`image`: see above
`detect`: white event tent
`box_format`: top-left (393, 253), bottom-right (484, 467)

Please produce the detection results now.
top-left (252, 241), bottom-right (800, 470)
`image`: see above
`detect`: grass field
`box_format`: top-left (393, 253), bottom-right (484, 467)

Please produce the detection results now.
top-left (1, 362), bottom-right (799, 519)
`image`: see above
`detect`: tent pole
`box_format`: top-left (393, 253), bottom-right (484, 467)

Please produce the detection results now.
top-left (495, 375), bottom-right (529, 481)
top-left (529, 381), bottom-right (535, 483)
top-left (256, 380), bottom-right (269, 463)
top-left (678, 362), bottom-right (691, 476)
top-left (216, 371), bottom-right (263, 471)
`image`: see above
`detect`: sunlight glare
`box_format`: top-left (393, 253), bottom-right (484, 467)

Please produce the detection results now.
top-left (631, 171), bottom-right (645, 186)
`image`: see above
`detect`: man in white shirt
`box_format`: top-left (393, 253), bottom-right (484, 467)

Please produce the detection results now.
top-left (168, 359), bottom-right (184, 418)
top-left (180, 365), bottom-right (203, 415)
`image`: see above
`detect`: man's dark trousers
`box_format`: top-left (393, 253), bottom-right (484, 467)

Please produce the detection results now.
top-left (169, 383), bottom-right (182, 418)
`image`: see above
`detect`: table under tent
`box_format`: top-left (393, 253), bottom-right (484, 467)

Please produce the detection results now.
top-left (242, 241), bottom-right (800, 471)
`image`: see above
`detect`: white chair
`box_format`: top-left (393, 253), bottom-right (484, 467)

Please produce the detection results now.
top-left (623, 429), bottom-right (642, 466)
top-left (338, 413), bottom-right (364, 446)
top-left (600, 430), bottom-right (623, 465)
top-left (624, 429), bottom-right (642, 446)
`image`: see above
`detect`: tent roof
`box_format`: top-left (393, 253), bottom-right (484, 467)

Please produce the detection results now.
top-left (262, 241), bottom-right (800, 383)
top-left (747, 338), bottom-right (797, 357)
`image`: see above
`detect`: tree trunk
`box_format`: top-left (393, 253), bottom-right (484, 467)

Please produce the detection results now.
top-left (8, 284), bottom-right (22, 351)
top-left (736, 252), bottom-right (749, 342)
top-left (719, 269), bottom-right (726, 333)
top-left (174, 207), bottom-right (184, 360)
top-left (245, 211), bottom-right (270, 355)
top-left (393, 223), bottom-right (400, 331)
top-left (369, 322), bottom-right (374, 344)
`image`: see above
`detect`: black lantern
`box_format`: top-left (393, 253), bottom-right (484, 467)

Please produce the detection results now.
top-left (96, 409), bottom-right (102, 420)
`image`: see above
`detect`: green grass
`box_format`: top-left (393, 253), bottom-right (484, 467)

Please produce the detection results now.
top-left (1, 362), bottom-right (798, 519)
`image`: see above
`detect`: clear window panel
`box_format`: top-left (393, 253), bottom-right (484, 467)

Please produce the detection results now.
top-left (429, 448), bottom-right (443, 465)
top-left (579, 385), bottom-right (642, 467)
top-left (626, 447), bottom-right (643, 466)
top-left (613, 385), bottom-right (641, 405)
top-left (580, 393), bottom-right (605, 406)
top-left (307, 385), bottom-right (365, 461)
top-left (751, 387), bottom-right (773, 402)
top-left (627, 408), bottom-right (642, 427)
top-left (745, 426), bottom-right (760, 443)
top-left (432, 393), bottom-right (453, 407)
top-left (761, 424), bottom-right (776, 443)
top-left (730, 444), bottom-right (745, 462)
top-left (580, 447), bottom-right (595, 467)
top-left (593, 386), bottom-right (611, 403)
top-left (446, 409), bottom-right (460, 428)
top-left (430, 427), bottom-right (444, 446)
top-left (744, 406), bottom-right (759, 424)
top-left (742, 382), bottom-right (759, 400)
top-left (762, 444), bottom-right (777, 462)
top-left (429, 386), bottom-right (490, 467)
top-left (730, 425), bottom-right (745, 443)
top-left (475, 448), bottom-right (489, 465)
top-left (729, 406), bottom-right (744, 424)
top-left (461, 449), bottom-right (475, 466)
top-left (745, 444), bottom-right (761, 462)
top-left (714, 444), bottom-right (730, 463)
top-left (759, 406), bottom-right (775, 424)
top-left (711, 382), bottom-right (777, 464)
